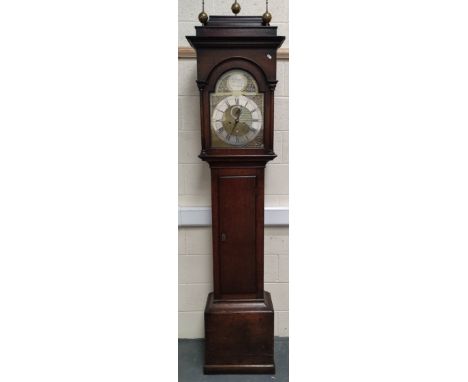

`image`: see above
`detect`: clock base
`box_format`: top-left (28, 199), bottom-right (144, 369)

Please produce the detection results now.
top-left (203, 291), bottom-right (275, 374)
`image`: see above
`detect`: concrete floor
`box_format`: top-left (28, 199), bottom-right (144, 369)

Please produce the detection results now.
top-left (178, 337), bottom-right (289, 382)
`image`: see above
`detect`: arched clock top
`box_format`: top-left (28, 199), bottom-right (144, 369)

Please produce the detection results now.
top-left (203, 57), bottom-right (270, 94)
top-left (209, 69), bottom-right (264, 148)
top-left (187, 15), bottom-right (283, 161)
top-left (198, 58), bottom-right (275, 155)
top-left (215, 69), bottom-right (258, 93)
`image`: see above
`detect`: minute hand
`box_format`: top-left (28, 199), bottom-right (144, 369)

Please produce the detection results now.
top-left (231, 109), bottom-right (241, 133)
top-left (231, 118), bottom-right (239, 134)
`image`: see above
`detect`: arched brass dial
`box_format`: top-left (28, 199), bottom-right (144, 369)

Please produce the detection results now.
top-left (210, 69), bottom-right (264, 148)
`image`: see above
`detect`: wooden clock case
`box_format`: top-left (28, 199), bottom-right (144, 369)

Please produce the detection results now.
top-left (187, 16), bottom-right (284, 374)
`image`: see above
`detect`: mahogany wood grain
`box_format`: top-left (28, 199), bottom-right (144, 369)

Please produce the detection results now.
top-left (204, 292), bottom-right (275, 374)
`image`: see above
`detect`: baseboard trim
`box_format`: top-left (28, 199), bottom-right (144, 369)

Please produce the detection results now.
top-left (178, 206), bottom-right (288, 226)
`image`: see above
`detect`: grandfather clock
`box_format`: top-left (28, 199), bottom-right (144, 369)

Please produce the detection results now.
top-left (186, 1), bottom-right (284, 374)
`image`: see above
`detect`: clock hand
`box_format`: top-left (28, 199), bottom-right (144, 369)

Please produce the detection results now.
top-left (230, 107), bottom-right (242, 134)
top-left (231, 119), bottom-right (238, 134)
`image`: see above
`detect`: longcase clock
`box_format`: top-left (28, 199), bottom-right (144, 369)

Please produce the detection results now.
top-left (186, 4), bottom-right (284, 374)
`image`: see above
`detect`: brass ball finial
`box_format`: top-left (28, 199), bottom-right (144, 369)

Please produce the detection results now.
top-left (262, 11), bottom-right (272, 25)
top-left (198, 0), bottom-right (208, 25)
top-left (262, 0), bottom-right (271, 25)
top-left (231, 1), bottom-right (241, 15)
top-left (198, 11), bottom-right (208, 25)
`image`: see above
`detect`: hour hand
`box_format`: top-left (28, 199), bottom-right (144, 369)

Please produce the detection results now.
top-left (233, 107), bottom-right (241, 122)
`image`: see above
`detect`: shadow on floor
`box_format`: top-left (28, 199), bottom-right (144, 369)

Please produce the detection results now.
top-left (178, 337), bottom-right (288, 382)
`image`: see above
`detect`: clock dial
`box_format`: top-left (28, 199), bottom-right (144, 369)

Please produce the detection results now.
top-left (210, 70), bottom-right (264, 148)
top-left (212, 95), bottom-right (262, 146)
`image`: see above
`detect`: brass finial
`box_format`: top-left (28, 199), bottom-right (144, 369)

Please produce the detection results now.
top-left (199, 11), bottom-right (208, 24)
top-left (198, 0), bottom-right (208, 25)
top-left (231, 1), bottom-right (241, 15)
top-left (262, 0), bottom-right (272, 25)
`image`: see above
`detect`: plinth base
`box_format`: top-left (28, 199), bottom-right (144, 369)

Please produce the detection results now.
top-left (203, 291), bottom-right (275, 374)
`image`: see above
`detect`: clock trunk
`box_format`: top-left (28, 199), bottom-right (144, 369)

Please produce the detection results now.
top-left (218, 174), bottom-right (257, 295)
top-left (211, 167), bottom-right (265, 300)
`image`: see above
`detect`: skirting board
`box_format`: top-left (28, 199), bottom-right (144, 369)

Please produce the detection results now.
top-left (179, 207), bottom-right (288, 226)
